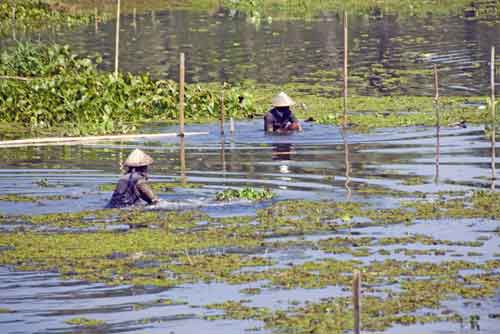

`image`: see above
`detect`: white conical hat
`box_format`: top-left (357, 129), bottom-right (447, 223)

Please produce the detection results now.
top-left (271, 92), bottom-right (295, 107)
top-left (124, 149), bottom-right (154, 167)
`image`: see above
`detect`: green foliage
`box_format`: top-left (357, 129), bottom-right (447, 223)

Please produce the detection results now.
top-left (215, 187), bottom-right (274, 201)
top-left (64, 317), bottom-right (106, 326)
top-left (0, 0), bottom-right (92, 35)
top-left (0, 43), bottom-right (260, 137)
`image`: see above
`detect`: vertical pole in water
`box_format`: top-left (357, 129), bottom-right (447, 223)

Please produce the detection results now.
top-left (179, 53), bottom-right (185, 137)
top-left (433, 64), bottom-right (440, 184)
top-left (343, 11), bottom-right (348, 128)
top-left (133, 7), bottom-right (137, 32)
top-left (114, 0), bottom-right (121, 77)
top-left (352, 271), bottom-right (361, 334)
top-left (230, 117), bottom-right (235, 134)
top-left (220, 87), bottom-right (225, 136)
top-left (94, 7), bottom-right (99, 33)
top-left (491, 46), bottom-right (497, 185)
top-left (12, 5), bottom-right (16, 41)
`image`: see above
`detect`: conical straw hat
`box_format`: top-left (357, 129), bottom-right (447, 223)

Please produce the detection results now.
top-left (124, 149), bottom-right (154, 167)
top-left (271, 92), bottom-right (295, 107)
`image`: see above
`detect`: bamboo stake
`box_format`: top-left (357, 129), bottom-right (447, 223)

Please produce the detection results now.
top-left (352, 271), bottom-right (361, 334)
top-left (132, 7), bottom-right (137, 33)
top-left (343, 11), bottom-right (348, 128)
top-left (94, 7), bottom-right (98, 33)
top-left (179, 53), bottom-right (185, 137)
top-left (114, 0), bottom-right (121, 77)
top-left (230, 117), bottom-right (235, 134)
top-left (433, 64), bottom-right (440, 184)
top-left (491, 46), bottom-right (497, 183)
top-left (12, 5), bottom-right (16, 41)
top-left (220, 89), bottom-right (225, 136)
top-left (0, 132), bottom-right (208, 148)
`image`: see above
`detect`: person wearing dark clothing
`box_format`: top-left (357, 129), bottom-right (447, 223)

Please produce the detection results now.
top-left (106, 149), bottom-right (159, 209)
top-left (264, 92), bottom-right (302, 133)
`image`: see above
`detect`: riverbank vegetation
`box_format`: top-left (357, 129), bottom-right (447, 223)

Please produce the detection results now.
top-left (0, 42), bottom-right (258, 138)
top-left (0, 42), bottom-right (498, 139)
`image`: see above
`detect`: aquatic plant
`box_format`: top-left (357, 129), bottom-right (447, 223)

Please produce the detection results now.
top-left (64, 317), bottom-right (106, 326)
top-left (215, 187), bottom-right (274, 201)
top-left (0, 0), bottom-right (92, 36)
top-left (0, 42), bottom-right (260, 137)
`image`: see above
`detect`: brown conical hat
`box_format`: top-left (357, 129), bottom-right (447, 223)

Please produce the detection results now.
top-left (124, 149), bottom-right (154, 167)
top-left (271, 92), bottom-right (295, 107)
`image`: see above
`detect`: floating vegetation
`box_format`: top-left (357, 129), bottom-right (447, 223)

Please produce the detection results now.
top-left (0, 1), bottom-right (93, 36)
top-left (64, 317), bottom-right (106, 326)
top-left (0, 194), bottom-right (79, 203)
top-left (215, 188), bottom-right (274, 201)
top-left (0, 42), bottom-right (259, 138)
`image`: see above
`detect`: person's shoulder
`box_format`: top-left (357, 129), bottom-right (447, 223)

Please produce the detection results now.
top-left (264, 108), bottom-right (276, 118)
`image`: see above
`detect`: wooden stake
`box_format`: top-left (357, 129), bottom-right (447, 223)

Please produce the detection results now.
top-left (230, 117), bottom-right (235, 134)
top-left (343, 11), bottom-right (348, 128)
top-left (491, 46), bottom-right (497, 182)
top-left (434, 64), bottom-right (440, 183)
top-left (12, 5), bottom-right (16, 40)
top-left (133, 7), bottom-right (137, 32)
top-left (220, 90), bottom-right (225, 136)
top-left (94, 7), bottom-right (98, 33)
top-left (114, 0), bottom-right (121, 77)
top-left (179, 53), bottom-right (186, 137)
top-left (352, 271), bottom-right (361, 334)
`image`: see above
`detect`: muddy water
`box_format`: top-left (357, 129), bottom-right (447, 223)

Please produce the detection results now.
top-left (3, 11), bottom-right (500, 96)
top-left (0, 122), bottom-right (498, 333)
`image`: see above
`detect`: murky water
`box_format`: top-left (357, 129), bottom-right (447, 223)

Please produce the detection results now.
top-left (3, 10), bottom-right (500, 96)
top-left (0, 122), bottom-right (498, 333)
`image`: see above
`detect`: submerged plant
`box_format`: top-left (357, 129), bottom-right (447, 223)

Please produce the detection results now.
top-left (215, 187), bottom-right (274, 201)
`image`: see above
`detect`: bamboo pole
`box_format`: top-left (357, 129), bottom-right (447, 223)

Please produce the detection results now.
top-left (343, 11), bottom-right (348, 128)
top-left (94, 7), bottom-right (98, 33)
top-left (352, 271), bottom-right (361, 334)
top-left (491, 46), bottom-right (497, 183)
top-left (220, 89), bottom-right (225, 136)
top-left (12, 5), bottom-right (16, 41)
top-left (132, 7), bottom-right (137, 33)
top-left (230, 117), bottom-right (235, 134)
top-left (0, 132), bottom-right (208, 148)
top-left (114, 0), bottom-right (121, 77)
top-left (433, 64), bottom-right (440, 183)
top-left (179, 53), bottom-right (186, 137)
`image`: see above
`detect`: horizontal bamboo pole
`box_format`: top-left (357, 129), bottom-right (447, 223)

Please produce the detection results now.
top-left (0, 132), bottom-right (208, 148)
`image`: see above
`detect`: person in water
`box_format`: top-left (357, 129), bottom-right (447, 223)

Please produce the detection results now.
top-left (106, 149), bottom-right (159, 208)
top-left (264, 92), bottom-right (303, 133)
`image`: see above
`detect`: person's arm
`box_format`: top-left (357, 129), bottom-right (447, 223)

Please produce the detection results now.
top-left (285, 113), bottom-right (303, 131)
top-left (264, 113), bottom-right (274, 132)
top-left (136, 179), bottom-right (159, 205)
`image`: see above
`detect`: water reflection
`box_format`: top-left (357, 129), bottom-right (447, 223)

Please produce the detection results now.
top-left (272, 143), bottom-right (293, 161)
top-left (4, 11), bottom-right (500, 96)
top-left (179, 136), bottom-right (187, 185)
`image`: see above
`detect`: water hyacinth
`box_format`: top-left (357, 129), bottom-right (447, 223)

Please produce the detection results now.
top-left (0, 42), bottom-right (261, 137)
